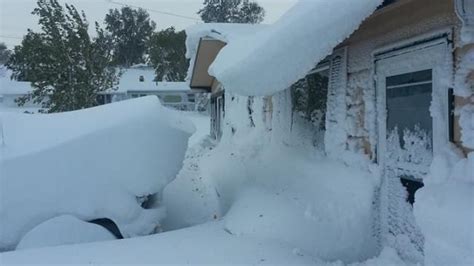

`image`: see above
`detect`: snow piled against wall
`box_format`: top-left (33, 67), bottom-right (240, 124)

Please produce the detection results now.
top-left (192, 93), bottom-right (381, 263)
top-left (414, 147), bottom-right (474, 266)
top-left (0, 97), bottom-right (194, 251)
top-left (209, 0), bottom-right (382, 96)
top-left (458, 104), bottom-right (474, 149)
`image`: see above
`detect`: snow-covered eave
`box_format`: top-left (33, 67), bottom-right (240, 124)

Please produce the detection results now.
top-left (185, 23), bottom-right (268, 88)
top-left (208, 0), bottom-right (384, 96)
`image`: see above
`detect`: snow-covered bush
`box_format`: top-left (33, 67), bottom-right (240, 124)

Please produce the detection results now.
top-left (0, 97), bottom-right (194, 251)
top-left (414, 147), bottom-right (474, 265)
top-left (16, 215), bottom-right (116, 250)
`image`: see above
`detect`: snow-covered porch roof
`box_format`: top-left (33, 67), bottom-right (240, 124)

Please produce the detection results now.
top-left (185, 24), bottom-right (267, 91)
top-left (206, 0), bottom-right (383, 96)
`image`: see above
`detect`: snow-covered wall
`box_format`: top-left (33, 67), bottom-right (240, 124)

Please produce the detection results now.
top-left (414, 147), bottom-right (474, 265)
top-left (0, 97), bottom-right (194, 251)
top-left (341, 0), bottom-right (459, 155)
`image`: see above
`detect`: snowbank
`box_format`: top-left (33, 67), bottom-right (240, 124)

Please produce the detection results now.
top-left (162, 93), bottom-right (381, 263)
top-left (414, 148), bottom-right (474, 265)
top-left (200, 140), bottom-right (379, 263)
top-left (16, 215), bottom-right (116, 250)
top-left (209, 0), bottom-right (382, 96)
top-left (0, 96), bottom-right (194, 251)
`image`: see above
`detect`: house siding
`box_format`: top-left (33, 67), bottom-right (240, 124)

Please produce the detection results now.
top-left (338, 0), bottom-right (471, 155)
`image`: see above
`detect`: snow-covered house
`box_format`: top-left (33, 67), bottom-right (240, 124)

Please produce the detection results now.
top-left (108, 65), bottom-right (208, 111)
top-left (187, 0), bottom-right (473, 261)
top-left (0, 67), bottom-right (44, 112)
top-left (0, 65), bottom-right (208, 112)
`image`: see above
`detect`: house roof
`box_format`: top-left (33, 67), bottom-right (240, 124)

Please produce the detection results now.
top-left (114, 65), bottom-right (191, 93)
top-left (0, 66), bottom-right (34, 95)
top-left (208, 0), bottom-right (383, 96)
top-left (185, 23), bottom-right (268, 89)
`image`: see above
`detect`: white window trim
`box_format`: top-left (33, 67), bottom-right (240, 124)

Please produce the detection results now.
top-left (373, 33), bottom-right (453, 170)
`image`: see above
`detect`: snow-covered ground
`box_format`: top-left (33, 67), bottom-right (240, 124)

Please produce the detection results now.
top-left (0, 105), bottom-right (408, 265)
top-left (4, 102), bottom-right (468, 265)
top-left (15, 215), bottom-right (116, 250)
top-left (0, 222), bottom-right (318, 265)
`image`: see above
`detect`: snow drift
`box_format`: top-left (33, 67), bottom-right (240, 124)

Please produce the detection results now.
top-left (0, 222), bottom-right (317, 265)
top-left (209, 0), bottom-right (383, 96)
top-left (198, 132), bottom-right (380, 262)
top-left (0, 96), bottom-right (194, 251)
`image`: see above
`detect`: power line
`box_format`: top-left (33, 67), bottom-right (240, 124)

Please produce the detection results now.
top-left (106, 0), bottom-right (202, 22)
top-left (0, 35), bottom-right (23, 40)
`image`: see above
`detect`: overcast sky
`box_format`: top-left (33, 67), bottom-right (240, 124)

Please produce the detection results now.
top-left (0, 0), bottom-right (297, 48)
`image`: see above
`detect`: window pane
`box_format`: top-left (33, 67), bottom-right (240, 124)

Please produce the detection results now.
top-left (291, 68), bottom-right (329, 130)
top-left (386, 69), bottom-right (432, 87)
top-left (163, 95), bottom-right (182, 103)
top-left (386, 70), bottom-right (433, 148)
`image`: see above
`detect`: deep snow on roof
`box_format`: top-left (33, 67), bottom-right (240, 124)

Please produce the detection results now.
top-left (0, 66), bottom-right (33, 95)
top-left (208, 0), bottom-right (383, 96)
top-left (185, 23), bottom-right (268, 59)
top-left (117, 66), bottom-right (191, 93)
top-left (185, 23), bottom-right (268, 81)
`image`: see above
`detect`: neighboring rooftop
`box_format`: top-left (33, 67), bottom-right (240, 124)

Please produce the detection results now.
top-left (0, 65), bottom-right (192, 96)
top-left (116, 65), bottom-right (191, 93)
top-left (0, 66), bottom-right (33, 95)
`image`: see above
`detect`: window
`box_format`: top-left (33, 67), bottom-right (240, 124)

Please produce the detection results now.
top-left (162, 95), bottom-right (182, 103)
top-left (386, 69), bottom-right (433, 148)
top-left (291, 64), bottom-right (330, 130)
top-left (187, 94), bottom-right (196, 103)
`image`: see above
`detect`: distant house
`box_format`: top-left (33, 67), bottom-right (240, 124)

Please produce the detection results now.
top-left (186, 0), bottom-right (473, 260)
top-left (101, 65), bottom-right (208, 111)
top-left (0, 67), bottom-right (43, 113)
top-left (0, 65), bottom-right (208, 112)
